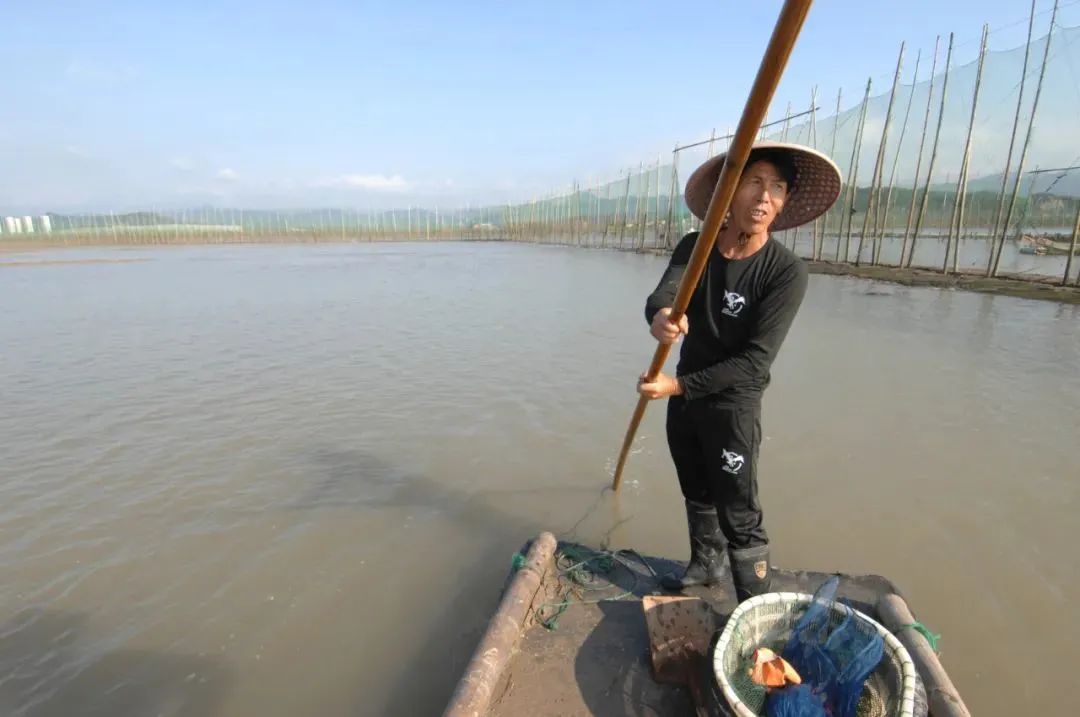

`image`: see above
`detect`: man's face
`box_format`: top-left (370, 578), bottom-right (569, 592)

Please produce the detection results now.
top-left (729, 160), bottom-right (789, 235)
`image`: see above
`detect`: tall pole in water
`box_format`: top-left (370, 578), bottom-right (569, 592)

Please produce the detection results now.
top-left (877, 48), bottom-right (920, 266)
top-left (901, 36), bottom-right (940, 267)
top-left (907, 33), bottom-right (954, 268)
top-left (612, 0), bottom-right (818, 491)
top-left (989, 0), bottom-right (1038, 275)
top-left (807, 86), bottom-right (820, 259)
top-left (821, 86), bottom-right (842, 260)
top-left (947, 23), bottom-right (988, 275)
top-left (664, 144), bottom-right (680, 250)
top-left (992, 0), bottom-right (1058, 277)
top-left (1063, 203), bottom-right (1080, 286)
top-left (842, 78), bottom-right (872, 263)
top-left (858, 42), bottom-right (904, 267)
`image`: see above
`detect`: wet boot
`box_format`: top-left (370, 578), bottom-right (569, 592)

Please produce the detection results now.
top-left (730, 543), bottom-right (772, 602)
top-left (660, 499), bottom-right (729, 591)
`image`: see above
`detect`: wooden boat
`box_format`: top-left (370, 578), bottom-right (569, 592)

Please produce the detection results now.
top-left (443, 531), bottom-right (969, 717)
top-left (1019, 234), bottom-right (1079, 255)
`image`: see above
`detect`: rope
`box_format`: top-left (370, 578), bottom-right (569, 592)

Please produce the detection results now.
top-left (899, 621), bottom-right (942, 652)
top-left (532, 544), bottom-right (657, 631)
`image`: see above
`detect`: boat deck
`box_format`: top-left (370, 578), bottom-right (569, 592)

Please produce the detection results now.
top-left (449, 534), bottom-right (940, 717)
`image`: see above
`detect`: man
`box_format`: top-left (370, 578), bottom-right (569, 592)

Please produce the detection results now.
top-left (638, 141), bottom-right (841, 601)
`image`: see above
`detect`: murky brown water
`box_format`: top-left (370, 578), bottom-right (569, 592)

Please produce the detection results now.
top-left (1, 242), bottom-right (1077, 717)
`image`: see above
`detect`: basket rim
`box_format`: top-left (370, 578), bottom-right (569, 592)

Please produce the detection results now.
top-left (711, 591), bottom-right (920, 717)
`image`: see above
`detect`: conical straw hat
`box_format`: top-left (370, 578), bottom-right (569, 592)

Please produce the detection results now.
top-left (684, 140), bottom-right (843, 232)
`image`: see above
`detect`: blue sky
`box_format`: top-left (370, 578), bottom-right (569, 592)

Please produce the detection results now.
top-left (2, 0), bottom-right (1079, 212)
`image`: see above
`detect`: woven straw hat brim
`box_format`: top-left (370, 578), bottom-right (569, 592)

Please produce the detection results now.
top-left (684, 141), bottom-right (843, 232)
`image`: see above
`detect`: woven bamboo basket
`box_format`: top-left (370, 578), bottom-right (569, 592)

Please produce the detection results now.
top-left (712, 591), bottom-right (926, 717)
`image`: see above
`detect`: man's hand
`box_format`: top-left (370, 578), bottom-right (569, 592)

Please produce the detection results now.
top-left (637, 371), bottom-right (683, 400)
top-left (650, 308), bottom-right (689, 344)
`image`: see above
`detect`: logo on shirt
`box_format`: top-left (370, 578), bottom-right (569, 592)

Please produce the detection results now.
top-left (721, 449), bottom-right (745, 474)
top-left (722, 290), bottom-right (747, 317)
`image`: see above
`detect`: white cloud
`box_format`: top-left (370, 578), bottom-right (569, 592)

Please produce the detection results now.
top-left (318, 173), bottom-right (411, 192)
top-left (216, 168), bottom-right (239, 181)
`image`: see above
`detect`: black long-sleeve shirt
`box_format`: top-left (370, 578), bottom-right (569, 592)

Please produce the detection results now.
top-left (645, 232), bottom-right (808, 404)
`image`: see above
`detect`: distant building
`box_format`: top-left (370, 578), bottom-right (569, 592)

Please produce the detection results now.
top-left (4, 216), bottom-right (20, 234)
top-left (40, 215), bottom-right (52, 233)
top-left (22, 216), bottom-right (35, 233)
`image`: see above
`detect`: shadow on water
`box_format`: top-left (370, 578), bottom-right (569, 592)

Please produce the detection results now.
top-left (293, 446), bottom-right (615, 715)
top-left (0, 610), bottom-right (230, 717)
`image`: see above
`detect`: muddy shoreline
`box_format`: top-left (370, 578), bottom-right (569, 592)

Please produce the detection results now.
top-left (806, 260), bottom-right (1080, 305)
top-left (4, 236), bottom-right (1078, 304)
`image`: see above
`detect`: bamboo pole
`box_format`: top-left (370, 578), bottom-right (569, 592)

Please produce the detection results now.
top-left (989, 0), bottom-right (1038, 273)
top-left (841, 78), bottom-right (871, 262)
top-left (907, 32), bottom-right (954, 268)
top-left (595, 177), bottom-right (602, 246)
top-left (901, 37), bottom-right (939, 266)
top-left (858, 42), bottom-right (904, 267)
top-left (877, 595), bottom-right (973, 717)
top-left (809, 86), bottom-right (821, 259)
top-left (946, 24), bottom-right (989, 275)
top-left (654, 154), bottom-right (662, 249)
top-left (618, 170), bottom-right (632, 249)
top-left (612, 0), bottom-right (817, 491)
top-left (822, 87), bottom-right (842, 260)
top-left (638, 164), bottom-right (651, 250)
top-left (992, 0), bottom-right (1058, 277)
top-left (1063, 203), bottom-right (1080, 286)
top-left (664, 144), bottom-right (680, 249)
top-left (877, 48), bottom-right (921, 265)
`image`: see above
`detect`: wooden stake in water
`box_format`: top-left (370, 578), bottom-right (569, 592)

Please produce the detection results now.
top-left (901, 36), bottom-right (939, 267)
top-left (908, 32), bottom-right (954, 268)
top-left (945, 24), bottom-right (989, 275)
top-left (618, 170), bottom-right (632, 249)
top-left (842, 78), bottom-right (872, 263)
top-left (989, 0), bottom-right (1038, 274)
top-left (654, 154), bottom-right (662, 249)
top-left (822, 87), bottom-right (842, 260)
top-left (809, 86), bottom-right (821, 259)
top-left (877, 48), bottom-right (921, 266)
top-left (992, 0), bottom-right (1058, 278)
top-left (858, 42), bottom-right (904, 267)
top-left (612, 0), bottom-right (817, 491)
top-left (1064, 202), bottom-right (1080, 286)
top-left (664, 144), bottom-right (680, 249)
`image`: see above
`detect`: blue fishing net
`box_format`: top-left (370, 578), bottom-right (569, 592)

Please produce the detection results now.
top-left (767, 576), bottom-right (884, 717)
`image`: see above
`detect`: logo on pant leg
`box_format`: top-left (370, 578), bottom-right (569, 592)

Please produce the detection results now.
top-left (721, 449), bottom-right (745, 474)
top-left (754, 560), bottom-right (768, 579)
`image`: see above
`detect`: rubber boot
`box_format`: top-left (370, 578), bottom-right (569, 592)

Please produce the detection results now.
top-left (730, 543), bottom-right (772, 602)
top-left (660, 499), bottom-right (730, 591)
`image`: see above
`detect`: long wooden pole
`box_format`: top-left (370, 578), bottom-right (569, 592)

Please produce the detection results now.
top-left (842, 78), bottom-right (872, 263)
top-left (665, 144), bottom-right (680, 249)
top-left (858, 43), bottom-right (904, 266)
top-left (901, 36), bottom-right (939, 266)
top-left (612, 0), bottom-right (817, 491)
top-left (877, 48), bottom-right (921, 265)
top-left (810, 86), bottom-right (821, 259)
top-left (988, 0), bottom-right (1038, 274)
top-left (946, 24), bottom-right (989, 275)
top-left (992, 0), bottom-right (1058, 277)
top-left (1064, 202), bottom-right (1080, 286)
top-left (907, 32), bottom-right (954, 268)
top-left (821, 87), bottom-right (842, 260)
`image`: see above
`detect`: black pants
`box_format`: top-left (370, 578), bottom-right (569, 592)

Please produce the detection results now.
top-left (666, 395), bottom-right (767, 550)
